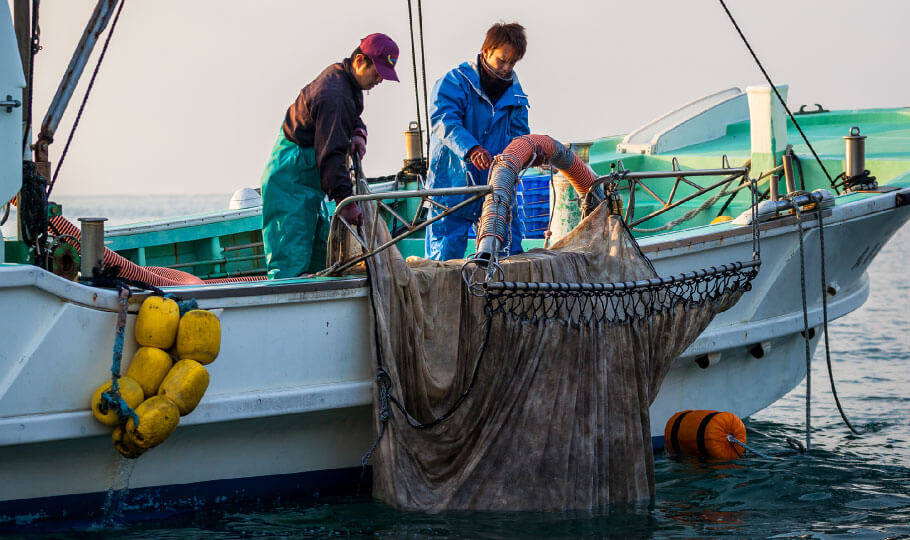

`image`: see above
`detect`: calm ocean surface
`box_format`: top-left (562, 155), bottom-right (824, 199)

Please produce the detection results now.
top-left (13, 195), bottom-right (910, 539)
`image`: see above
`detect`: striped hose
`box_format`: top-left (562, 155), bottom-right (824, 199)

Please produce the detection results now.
top-left (475, 134), bottom-right (596, 257)
top-left (50, 215), bottom-right (263, 286)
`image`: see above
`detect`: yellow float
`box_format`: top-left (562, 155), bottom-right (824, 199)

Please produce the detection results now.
top-left (90, 376), bottom-right (144, 427)
top-left (158, 359), bottom-right (210, 416)
top-left (94, 302), bottom-right (222, 457)
top-left (112, 424), bottom-right (146, 459)
top-left (125, 346), bottom-right (174, 398)
top-left (176, 309), bottom-right (221, 365)
top-left (135, 296), bottom-right (180, 349)
top-left (125, 395), bottom-right (180, 449)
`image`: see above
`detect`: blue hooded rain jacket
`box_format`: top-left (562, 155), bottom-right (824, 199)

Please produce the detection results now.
top-left (425, 60), bottom-right (530, 261)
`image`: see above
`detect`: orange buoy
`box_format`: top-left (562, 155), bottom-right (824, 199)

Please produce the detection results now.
top-left (664, 410), bottom-right (746, 460)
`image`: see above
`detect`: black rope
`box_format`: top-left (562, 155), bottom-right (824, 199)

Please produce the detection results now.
top-left (750, 176), bottom-right (761, 261)
top-left (734, 425), bottom-right (807, 458)
top-left (359, 261), bottom-right (389, 469)
top-left (416, 0), bottom-right (430, 162)
top-left (78, 263), bottom-right (198, 313)
top-left (406, 0), bottom-right (423, 155)
top-left (717, 0), bottom-right (838, 193)
top-left (816, 208), bottom-right (861, 435)
top-left (359, 259), bottom-right (496, 462)
top-left (19, 161), bottom-right (48, 261)
top-left (620, 213), bottom-right (657, 275)
top-left (790, 149), bottom-right (806, 191)
top-left (485, 261), bottom-right (759, 327)
top-left (393, 310), bottom-right (493, 431)
top-left (791, 202), bottom-right (812, 451)
top-left (21, 0), bottom-right (40, 154)
top-left (47, 0), bottom-right (125, 198)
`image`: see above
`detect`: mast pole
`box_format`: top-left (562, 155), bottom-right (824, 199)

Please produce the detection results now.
top-left (34, 0), bottom-right (117, 180)
top-left (13, 0), bottom-right (31, 150)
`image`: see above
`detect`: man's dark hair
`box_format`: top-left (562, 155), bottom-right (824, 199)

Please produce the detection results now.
top-left (481, 22), bottom-right (526, 59)
top-left (348, 47), bottom-right (373, 67)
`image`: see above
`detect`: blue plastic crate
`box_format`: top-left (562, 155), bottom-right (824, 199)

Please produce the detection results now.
top-left (520, 201), bottom-right (549, 219)
top-left (522, 216), bottom-right (549, 237)
top-left (457, 173), bottom-right (553, 240)
top-left (519, 186), bottom-right (549, 205)
top-left (518, 174), bottom-right (550, 200)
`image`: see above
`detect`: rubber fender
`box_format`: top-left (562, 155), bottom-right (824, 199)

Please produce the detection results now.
top-left (125, 347), bottom-right (174, 398)
top-left (90, 377), bottom-right (144, 427)
top-left (112, 424), bottom-right (146, 459)
top-left (158, 359), bottom-right (210, 416)
top-left (125, 395), bottom-right (180, 449)
top-left (135, 296), bottom-right (180, 349)
top-left (176, 310), bottom-right (221, 365)
top-left (664, 410), bottom-right (746, 460)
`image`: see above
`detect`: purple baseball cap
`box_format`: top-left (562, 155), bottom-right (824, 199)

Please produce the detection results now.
top-left (360, 33), bottom-right (400, 82)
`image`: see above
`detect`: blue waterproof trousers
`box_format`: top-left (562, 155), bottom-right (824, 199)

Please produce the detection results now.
top-left (261, 131), bottom-right (330, 279)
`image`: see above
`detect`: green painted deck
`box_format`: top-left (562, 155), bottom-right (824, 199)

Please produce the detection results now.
top-left (9, 107), bottom-right (906, 282)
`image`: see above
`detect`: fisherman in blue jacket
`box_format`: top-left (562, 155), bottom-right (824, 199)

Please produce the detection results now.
top-left (425, 23), bottom-right (530, 261)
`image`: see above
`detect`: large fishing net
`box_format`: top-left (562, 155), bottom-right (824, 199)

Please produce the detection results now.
top-left (329, 188), bottom-right (758, 512)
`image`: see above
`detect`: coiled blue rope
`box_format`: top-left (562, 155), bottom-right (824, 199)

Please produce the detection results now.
top-left (99, 283), bottom-right (140, 427)
top-left (164, 292), bottom-right (198, 316)
top-left (87, 274), bottom-right (199, 427)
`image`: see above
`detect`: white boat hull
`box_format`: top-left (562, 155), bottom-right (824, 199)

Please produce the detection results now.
top-left (0, 188), bottom-right (907, 522)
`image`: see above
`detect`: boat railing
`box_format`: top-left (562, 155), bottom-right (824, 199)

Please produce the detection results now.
top-left (321, 185), bottom-right (493, 276)
top-left (587, 160), bottom-right (777, 232)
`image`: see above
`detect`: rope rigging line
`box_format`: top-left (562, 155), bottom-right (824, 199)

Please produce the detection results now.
top-left (717, 0), bottom-right (839, 193)
top-left (727, 434), bottom-right (775, 460)
top-left (727, 433), bottom-right (808, 459)
top-left (356, 193), bottom-right (492, 466)
top-left (362, 258), bottom-right (761, 449)
top-left (790, 201), bottom-right (812, 451)
top-left (22, 0), bottom-right (40, 154)
top-left (631, 166), bottom-right (778, 234)
top-left (416, 0), bottom-right (430, 162)
top-left (406, 0), bottom-right (423, 157)
top-left (815, 205), bottom-right (862, 435)
top-left (788, 194), bottom-right (863, 449)
top-left (98, 283), bottom-right (140, 427)
top-left (18, 161), bottom-right (48, 261)
top-left (46, 0), bottom-right (126, 198)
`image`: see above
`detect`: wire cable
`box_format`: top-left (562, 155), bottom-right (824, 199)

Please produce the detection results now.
top-left (792, 203), bottom-right (812, 451)
top-left (21, 0), bottom-right (40, 154)
top-left (406, 0), bottom-right (423, 155)
top-left (717, 0), bottom-right (839, 193)
top-left (816, 207), bottom-right (862, 434)
top-left (47, 0), bottom-right (125, 198)
top-left (416, 0), bottom-right (430, 161)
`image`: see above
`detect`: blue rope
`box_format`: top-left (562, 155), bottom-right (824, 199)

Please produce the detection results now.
top-left (82, 276), bottom-right (199, 427)
top-left (165, 293), bottom-right (198, 316)
top-left (727, 434), bottom-right (776, 460)
top-left (99, 283), bottom-right (139, 427)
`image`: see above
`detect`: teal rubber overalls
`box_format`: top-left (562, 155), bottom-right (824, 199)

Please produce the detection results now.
top-left (260, 131), bottom-right (331, 279)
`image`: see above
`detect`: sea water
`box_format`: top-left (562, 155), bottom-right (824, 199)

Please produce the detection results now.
top-left (13, 196), bottom-right (910, 539)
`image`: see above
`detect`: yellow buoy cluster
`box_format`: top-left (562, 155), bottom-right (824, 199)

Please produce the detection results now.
top-left (89, 296), bottom-right (221, 459)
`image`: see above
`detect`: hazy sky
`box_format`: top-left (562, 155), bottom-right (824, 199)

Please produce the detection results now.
top-left (18, 0), bottom-right (908, 196)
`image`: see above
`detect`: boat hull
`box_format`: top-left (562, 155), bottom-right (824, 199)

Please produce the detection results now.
top-left (0, 188), bottom-right (907, 525)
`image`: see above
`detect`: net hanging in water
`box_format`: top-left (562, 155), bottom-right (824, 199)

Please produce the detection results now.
top-left (332, 178), bottom-right (761, 512)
